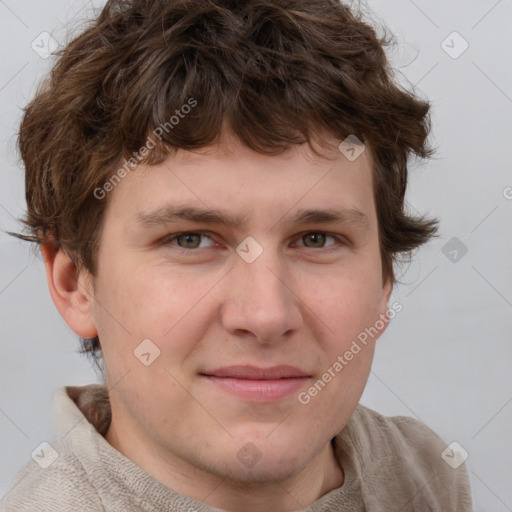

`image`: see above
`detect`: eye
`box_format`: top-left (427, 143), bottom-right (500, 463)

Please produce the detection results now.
top-left (162, 230), bottom-right (346, 253)
top-left (164, 232), bottom-right (217, 250)
top-left (295, 232), bottom-right (345, 250)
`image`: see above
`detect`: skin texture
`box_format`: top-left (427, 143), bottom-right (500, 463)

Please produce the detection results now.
top-left (42, 132), bottom-right (392, 512)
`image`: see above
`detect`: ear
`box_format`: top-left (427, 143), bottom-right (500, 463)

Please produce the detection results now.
top-left (375, 276), bottom-right (394, 338)
top-left (40, 242), bottom-right (98, 339)
top-left (382, 276), bottom-right (393, 308)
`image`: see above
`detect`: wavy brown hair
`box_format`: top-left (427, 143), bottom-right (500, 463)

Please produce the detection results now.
top-left (8, 0), bottom-right (438, 366)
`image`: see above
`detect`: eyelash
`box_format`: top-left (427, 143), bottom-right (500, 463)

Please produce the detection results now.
top-left (162, 231), bottom-right (347, 254)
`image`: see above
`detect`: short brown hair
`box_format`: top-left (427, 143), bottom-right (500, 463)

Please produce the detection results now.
top-left (9, 0), bottom-right (438, 366)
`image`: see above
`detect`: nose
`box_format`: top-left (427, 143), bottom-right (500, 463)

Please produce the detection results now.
top-left (220, 245), bottom-right (303, 344)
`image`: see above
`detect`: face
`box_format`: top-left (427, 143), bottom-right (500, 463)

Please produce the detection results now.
top-left (85, 133), bottom-right (391, 489)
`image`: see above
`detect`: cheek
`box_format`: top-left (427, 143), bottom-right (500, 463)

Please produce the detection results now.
top-left (95, 263), bottom-right (226, 377)
top-left (309, 270), bottom-right (385, 340)
top-left (97, 262), bottom-right (194, 339)
top-left (301, 281), bottom-right (381, 433)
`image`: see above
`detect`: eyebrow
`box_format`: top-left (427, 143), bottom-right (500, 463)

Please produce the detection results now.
top-left (135, 205), bottom-right (368, 230)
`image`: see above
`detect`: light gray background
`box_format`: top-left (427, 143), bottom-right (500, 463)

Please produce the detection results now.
top-left (1, 0), bottom-right (511, 510)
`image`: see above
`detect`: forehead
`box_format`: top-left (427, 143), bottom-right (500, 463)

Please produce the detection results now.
top-left (104, 134), bottom-right (376, 231)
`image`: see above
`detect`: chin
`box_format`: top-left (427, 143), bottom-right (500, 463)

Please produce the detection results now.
top-left (217, 453), bottom-right (307, 485)
top-left (199, 432), bottom-right (311, 485)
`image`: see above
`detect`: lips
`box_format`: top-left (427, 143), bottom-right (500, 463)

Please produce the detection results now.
top-left (202, 365), bottom-right (310, 380)
top-left (200, 365), bottom-right (311, 401)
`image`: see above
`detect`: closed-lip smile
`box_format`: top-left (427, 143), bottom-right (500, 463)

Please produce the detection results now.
top-left (200, 365), bottom-right (311, 401)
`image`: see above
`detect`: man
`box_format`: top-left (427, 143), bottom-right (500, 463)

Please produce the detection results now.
top-left (2, 0), bottom-right (472, 510)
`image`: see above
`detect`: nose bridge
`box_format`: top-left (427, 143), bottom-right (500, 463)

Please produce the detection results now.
top-left (221, 240), bottom-right (302, 341)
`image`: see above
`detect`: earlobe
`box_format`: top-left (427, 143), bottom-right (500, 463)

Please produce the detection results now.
top-left (40, 243), bottom-right (98, 339)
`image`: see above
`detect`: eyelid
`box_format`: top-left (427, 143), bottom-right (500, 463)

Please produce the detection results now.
top-left (162, 230), bottom-right (349, 251)
top-left (162, 231), bottom-right (219, 249)
top-left (293, 231), bottom-right (346, 249)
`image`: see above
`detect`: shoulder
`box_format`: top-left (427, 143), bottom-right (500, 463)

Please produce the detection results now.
top-left (0, 441), bottom-right (103, 512)
top-left (337, 404), bottom-right (473, 511)
top-left (349, 404), bottom-right (448, 453)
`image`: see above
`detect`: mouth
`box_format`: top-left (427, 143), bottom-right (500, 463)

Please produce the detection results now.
top-left (199, 365), bottom-right (311, 402)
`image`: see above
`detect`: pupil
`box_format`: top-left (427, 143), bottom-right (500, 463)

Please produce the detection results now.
top-left (181, 234), bottom-right (199, 248)
top-left (307, 233), bottom-right (325, 247)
